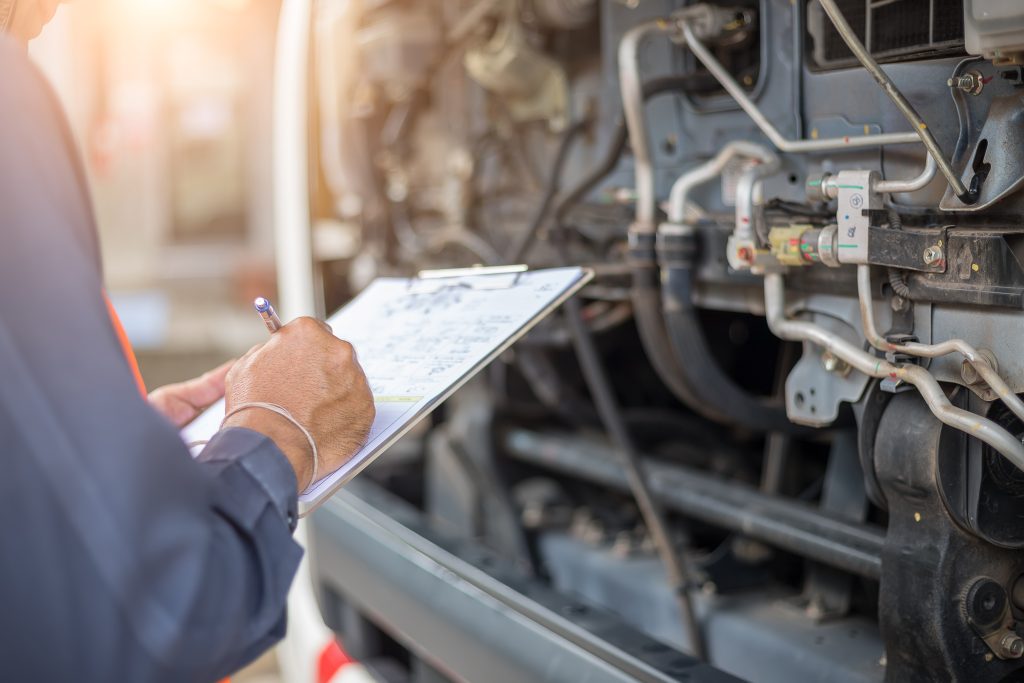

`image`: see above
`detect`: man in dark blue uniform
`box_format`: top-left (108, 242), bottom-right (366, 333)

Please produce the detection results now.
top-left (0, 4), bottom-right (376, 680)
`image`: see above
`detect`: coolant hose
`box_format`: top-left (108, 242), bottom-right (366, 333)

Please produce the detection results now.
top-left (627, 230), bottom-right (713, 412)
top-left (656, 226), bottom-right (799, 433)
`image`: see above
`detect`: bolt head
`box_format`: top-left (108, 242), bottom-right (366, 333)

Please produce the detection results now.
top-left (962, 359), bottom-right (980, 385)
top-left (821, 351), bottom-right (851, 377)
top-left (923, 245), bottom-right (944, 266)
top-left (1001, 634), bottom-right (1024, 659)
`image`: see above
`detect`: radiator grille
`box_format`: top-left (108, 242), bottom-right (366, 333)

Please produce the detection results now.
top-left (809, 0), bottom-right (965, 70)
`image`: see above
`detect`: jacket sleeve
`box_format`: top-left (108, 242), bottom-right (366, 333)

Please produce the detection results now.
top-left (0, 36), bottom-right (303, 682)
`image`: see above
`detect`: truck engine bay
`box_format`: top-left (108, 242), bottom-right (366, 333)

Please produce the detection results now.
top-left (301, 1), bottom-right (1024, 680)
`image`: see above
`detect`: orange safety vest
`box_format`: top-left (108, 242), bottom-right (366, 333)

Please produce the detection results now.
top-left (105, 294), bottom-right (146, 396)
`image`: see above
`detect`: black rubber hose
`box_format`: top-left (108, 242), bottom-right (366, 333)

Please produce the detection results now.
top-left (629, 230), bottom-right (711, 412)
top-left (658, 228), bottom-right (798, 433)
top-left (554, 230), bottom-right (709, 660)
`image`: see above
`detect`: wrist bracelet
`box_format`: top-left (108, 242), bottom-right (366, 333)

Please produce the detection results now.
top-left (221, 402), bottom-right (320, 492)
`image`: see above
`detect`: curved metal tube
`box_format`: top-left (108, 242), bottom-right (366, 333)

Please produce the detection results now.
top-left (874, 155), bottom-right (937, 194)
top-left (856, 266), bottom-right (1024, 425)
top-left (817, 0), bottom-right (969, 200)
top-left (764, 273), bottom-right (1024, 472)
top-left (734, 156), bottom-right (779, 245)
top-left (667, 141), bottom-right (776, 223)
top-left (619, 20), bottom-right (675, 229)
top-left (678, 22), bottom-right (920, 153)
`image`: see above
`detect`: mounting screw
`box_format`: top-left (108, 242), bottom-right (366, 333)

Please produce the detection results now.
top-left (947, 70), bottom-right (986, 96)
top-left (961, 350), bottom-right (998, 387)
top-left (923, 245), bottom-right (944, 266)
top-left (821, 351), bottom-right (852, 377)
top-left (1000, 633), bottom-right (1024, 659)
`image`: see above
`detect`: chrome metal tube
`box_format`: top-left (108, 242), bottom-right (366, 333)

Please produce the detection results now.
top-left (734, 156), bottom-right (779, 244)
top-left (619, 20), bottom-right (675, 230)
top-left (667, 141), bottom-right (776, 223)
top-left (764, 273), bottom-right (1024, 472)
top-left (679, 22), bottom-right (921, 153)
top-left (856, 266), bottom-right (1024, 425)
top-left (817, 0), bottom-right (968, 199)
top-left (874, 155), bottom-right (937, 194)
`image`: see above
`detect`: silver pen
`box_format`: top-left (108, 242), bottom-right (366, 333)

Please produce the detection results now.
top-left (253, 297), bottom-right (284, 333)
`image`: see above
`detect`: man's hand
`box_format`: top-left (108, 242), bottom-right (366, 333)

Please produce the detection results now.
top-left (149, 360), bottom-right (235, 429)
top-left (222, 318), bottom-right (375, 491)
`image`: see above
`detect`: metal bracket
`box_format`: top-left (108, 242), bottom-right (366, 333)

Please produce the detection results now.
top-left (867, 225), bottom-right (949, 273)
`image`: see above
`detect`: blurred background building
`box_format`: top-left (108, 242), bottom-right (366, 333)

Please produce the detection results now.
top-left (30, 0), bottom-right (282, 389)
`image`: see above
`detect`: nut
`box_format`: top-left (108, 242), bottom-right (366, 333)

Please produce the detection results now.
top-left (947, 70), bottom-right (985, 96)
top-left (923, 245), bottom-right (944, 266)
top-left (1000, 633), bottom-right (1024, 659)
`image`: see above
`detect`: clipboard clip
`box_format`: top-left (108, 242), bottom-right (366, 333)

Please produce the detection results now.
top-left (410, 264), bottom-right (528, 293)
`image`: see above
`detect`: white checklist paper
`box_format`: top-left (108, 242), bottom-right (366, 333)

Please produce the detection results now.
top-left (181, 266), bottom-right (591, 513)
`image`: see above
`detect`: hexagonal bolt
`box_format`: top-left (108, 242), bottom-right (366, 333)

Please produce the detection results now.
top-left (961, 350), bottom-right (999, 386)
top-left (1000, 633), bottom-right (1024, 659)
top-left (946, 70), bottom-right (985, 96)
top-left (923, 245), bottom-right (944, 266)
top-left (821, 351), bottom-right (852, 377)
top-left (962, 360), bottom-right (980, 385)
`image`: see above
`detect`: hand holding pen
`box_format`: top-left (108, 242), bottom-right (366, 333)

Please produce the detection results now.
top-left (216, 297), bottom-right (376, 492)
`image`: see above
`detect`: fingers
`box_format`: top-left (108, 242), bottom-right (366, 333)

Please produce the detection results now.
top-left (185, 360), bottom-right (235, 408)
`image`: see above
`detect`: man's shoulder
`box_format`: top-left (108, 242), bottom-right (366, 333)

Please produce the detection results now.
top-left (0, 33), bottom-right (100, 270)
top-left (0, 33), bottom-right (41, 87)
top-left (0, 34), bottom-right (65, 129)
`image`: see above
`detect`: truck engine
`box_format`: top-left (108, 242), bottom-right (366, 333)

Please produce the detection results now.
top-left (300, 1), bottom-right (1024, 681)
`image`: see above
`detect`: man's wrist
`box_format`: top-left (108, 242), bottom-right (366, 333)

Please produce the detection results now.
top-left (223, 409), bottom-right (313, 491)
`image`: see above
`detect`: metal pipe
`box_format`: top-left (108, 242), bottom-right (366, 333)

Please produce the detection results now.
top-left (678, 22), bottom-right (920, 153)
top-left (274, 0), bottom-right (317, 319)
top-left (819, 156), bottom-right (936, 199)
top-left (667, 141), bottom-right (777, 224)
top-left (734, 157), bottom-right (778, 245)
top-left (855, 265), bottom-right (1024, 426)
top-left (272, 2), bottom-right (336, 681)
top-left (765, 273), bottom-right (1024, 472)
top-left (874, 155), bottom-right (937, 194)
top-left (504, 429), bottom-right (885, 579)
top-left (816, 0), bottom-right (969, 201)
top-left (619, 20), bottom-right (675, 230)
